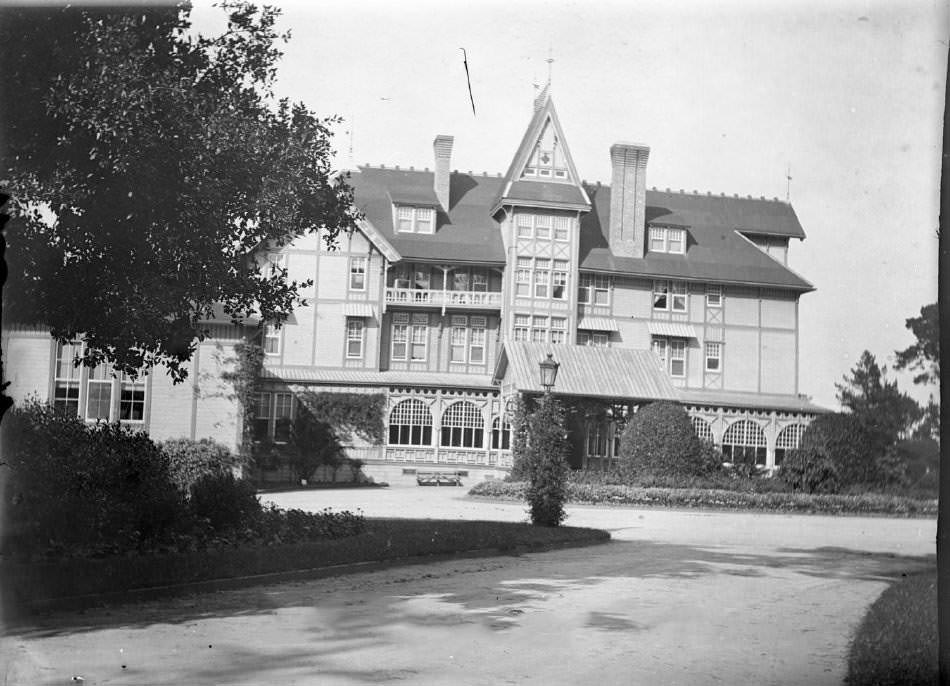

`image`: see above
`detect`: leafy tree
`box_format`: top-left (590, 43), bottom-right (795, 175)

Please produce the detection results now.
top-left (288, 406), bottom-right (344, 484)
top-left (835, 351), bottom-right (920, 451)
top-left (523, 394), bottom-right (570, 527)
top-left (800, 412), bottom-right (883, 487)
top-left (895, 303), bottom-right (939, 386)
top-left (0, 4), bottom-right (358, 382)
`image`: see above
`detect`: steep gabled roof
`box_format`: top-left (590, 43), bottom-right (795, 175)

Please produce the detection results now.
top-left (494, 92), bottom-right (590, 211)
top-left (348, 166), bottom-right (506, 264)
top-left (579, 185), bottom-right (814, 291)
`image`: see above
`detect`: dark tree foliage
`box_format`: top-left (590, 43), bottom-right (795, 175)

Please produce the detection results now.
top-left (799, 413), bottom-right (881, 486)
top-left (288, 406), bottom-right (344, 483)
top-left (835, 351), bottom-right (921, 452)
top-left (507, 394), bottom-right (531, 481)
top-left (617, 401), bottom-right (707, 479)
top-left (779, 447), bottom-right (842, 494)
top-left (523, 394), bottom-right (570, 527)
top-left (0, 3), bottom-right (358, 382)
top-left (895, 303), bottom-right (939, 386)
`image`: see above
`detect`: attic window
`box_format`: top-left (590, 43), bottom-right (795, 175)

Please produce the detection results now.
top-left (649, 226), bottom-right (686, 254)
top-left (395, 205), bottom-right (435, 234)
top-left (521, 120), bottom-right (569, 180)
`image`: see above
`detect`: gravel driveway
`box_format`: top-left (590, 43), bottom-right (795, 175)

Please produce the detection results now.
top-left (2, 486), bottom-right (935, 685)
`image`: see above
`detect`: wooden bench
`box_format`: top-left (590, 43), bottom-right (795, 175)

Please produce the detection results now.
top-left (416, 471), bottom-right (463, 487)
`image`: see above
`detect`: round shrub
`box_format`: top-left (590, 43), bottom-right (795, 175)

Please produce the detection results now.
top-left (617, 402), bottom-right (707, 480)
top-left (778, 447), bottom-right (841, 494)
top-left (162, 437), bottom-right (246, 492)
top-left (799, 413), bottom-right (880, 486)
top-left (189, 473), bottom-right (262, 534)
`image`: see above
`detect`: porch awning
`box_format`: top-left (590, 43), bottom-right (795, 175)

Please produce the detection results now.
top-left (342, 302), bottom-right (376, 318)
top-left (647, 321), bottom-right (697, 338)
top-left (577, 316), bottom-right (620, 332)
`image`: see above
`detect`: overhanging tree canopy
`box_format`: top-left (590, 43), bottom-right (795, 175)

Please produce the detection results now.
top-left (0, 3), bottom-right (359, 382)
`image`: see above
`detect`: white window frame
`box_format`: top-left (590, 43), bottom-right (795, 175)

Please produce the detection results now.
top-left (388, 398), bottom-right (433, 446)
top-left (513, 313), bottom-right (530, 341)
top-left (653, 280), bottom-right (688, 313)
top-left (440, 401), bottom-right (485, 449)
top-left (391, 312), bottom-right (409, 361)
top-left (450, 315), bottom-right (468, 364)
top-left (653, 336), bottom-right (687, 377)
top-left (57, 341), bottom-right (148, 425)
top-left (550, 317), bottom-right (567, 345)
top-left (394, 205), bottom-right (435, 234)
top-left (705, 342), bottom-right (721, 372)
top-left (648, 226), bottom-right (686, 254)
top-left (264, 323), bottom-right (281, 355)
top-left (554, 216), bottom-right (571, 242)
top-left (409, 313), bottom-right (429, 361)
top-left (530, 315), bottom-right (549, 343)
top-left (346, 317), bottom-right (365, 359)
top-left (469, 316), bottom-right (487, 365)
top-left (706, 284), bottom-right (723, 308)
top-left (552, 260), bottom-right (569, 300)
top-left (253, 391), bottom-right (293, 444)
top-left (533, 258), bottom-right (550, 298)
top-left (53, 341), bottom-right (83, 416)
top-left (579, 273), bottom-right (611, 306)
top-left (349, 256), bottom-right (367, 291)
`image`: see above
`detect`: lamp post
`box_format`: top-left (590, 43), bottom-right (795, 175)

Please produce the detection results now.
top-left (539, 353), bottom-right (559, 394)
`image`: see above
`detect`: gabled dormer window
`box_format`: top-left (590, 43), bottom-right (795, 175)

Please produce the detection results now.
top-left (394, 205), bottom-right (435, 234)
top-left (648, 226), bottom-right (686, 254)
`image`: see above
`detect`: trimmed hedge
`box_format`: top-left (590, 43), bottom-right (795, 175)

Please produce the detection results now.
top-left (162, 437), bottom-right (246, 492)
top-left (617, 401), bottom-right (710, 479)
top-left (1, 519), bottom-right (610, 612)
top-left (468, 480), bottom-right (937, 517)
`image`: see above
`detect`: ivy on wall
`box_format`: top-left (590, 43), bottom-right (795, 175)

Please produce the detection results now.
top-left (297, 391), bottom-right (385, 445)
top-left (508, 394), bottom-right (531, 480)
top-left (220, 342), bottom-right (265, 460)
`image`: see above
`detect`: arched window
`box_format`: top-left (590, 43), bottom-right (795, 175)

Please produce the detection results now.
top-left (388, 399), bottom-right (433, 446)
top-left (441, 401), bottom-right (485, 448)
top-left (691, 416), bottom-right (714, 444)
top-left (491, 416), bottom-right (511, 450)
top-left (774, 424), bottom-right (806, 466)
top-left (722, 419), bottom-right (767, 466)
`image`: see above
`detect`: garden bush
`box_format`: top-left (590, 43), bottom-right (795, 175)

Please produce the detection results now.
top-left (778, 447), bottom-right (841, 494)
top-left (188, 473), bottom-right (262, 535)
top-left (2, 401), bottom-right (185, 555)
top-left (162, 437), bottom-right (246, 492)
top-left (523, 394), bottom-right (570, 527)
top-left (617, 402), bottom-right (709, 479)
top-left (799, 413), bottom-right (880, 486)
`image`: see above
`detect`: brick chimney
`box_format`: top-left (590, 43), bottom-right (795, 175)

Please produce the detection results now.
top-left (608, 143), bottom-right (650, 258)
top-left (433, 135), bottom-right (454, 211)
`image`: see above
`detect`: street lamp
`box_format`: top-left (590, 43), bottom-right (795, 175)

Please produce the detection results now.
top-left (539, 353), bottom-right (559, 393)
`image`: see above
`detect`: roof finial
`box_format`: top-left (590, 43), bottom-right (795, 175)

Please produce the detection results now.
top-left (546, 46), bottom-right (554, 88)
top-left (785, 164), bottom-right (792, 202)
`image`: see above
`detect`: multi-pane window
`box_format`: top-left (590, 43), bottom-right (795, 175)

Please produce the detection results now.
top-left (587, 421), bottom-right (609, 458)
top-left (414, 267), bottom-right (431, 290)
top-left (648, 226), bottom-right (686, 254)
top-left (653, 280), bottom-right (687, 312)
top-left (391, 313), bottom-right (428, 361)
top-left (470, 316), bottom-right (486, 364)
top-left (533, 259), bottom-right (550, 298)
top-left (54, 341), bottom-right (82, 416)
top-left (264, 251), bottom-right (286, 274)
top-left (705, 342), bottom-right (721, 372)
top-left (692, 416), bottom-right (714, 444)
top-left (774, 424), bottom-right (806, 466)
top-left (450, 316), bottom-right (467, 363)
top-left (395, 205), bottom-right (435, 234)
top-left (253, 391), bottom-right (293, 443)
top-left (578, 331), bottom-right (609, 347)
top-left (389, 398), bottom-right (433, 445)
top-left (346, 318), bottom-right (364, 359)
top-left (552, 260), bottom-right (569, 299)
top-left (471, 271), bottom-right (488, 292)
top-left (652, 337), bottom-right (686, 377)
top-left (264, 324), bottom-right (281, 355)
top-left (531, 315), bottom-right (548, 343)
top-left (119, 373), bottom-right (146, 422)
top-left (722, 420), bottom-right (768, 466)
top-left (440, 401), bottom-right (484, 448)
top-left (549, 317), bottom-right (567, 344)
top-left (85, 362), bottom-right (114, 421)
top-left (349, 256), bottom-right (366, 291)
top-left (513, 314), bottom-right (530, 341)
top-left (513, 213), bottom-right (569, 239)
top-left (453, 271), bottom-right (469, 292)
top-left (706, 284), bottom-right (723, 308)
top-left (578, 273), bottom-right (611, 306)
top-left (515, 258), bottom-right (532, 296)
top-left (491, 416), bottom-right (511, 450)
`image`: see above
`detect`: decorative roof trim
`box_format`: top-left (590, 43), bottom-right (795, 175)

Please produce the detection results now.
top-left (356, 218), bottom-right (401, 263)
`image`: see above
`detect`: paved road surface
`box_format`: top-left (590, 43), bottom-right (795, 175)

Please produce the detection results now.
top-left (1, 485), bottom-right (935, 685)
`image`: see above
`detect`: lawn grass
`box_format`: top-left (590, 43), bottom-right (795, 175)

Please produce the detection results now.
top-left (847, 569), bottom-right (937, 686)
top-left (1, 518), bottom-right (610, 615)
top-left (469, 480), bottom-right (938, 517)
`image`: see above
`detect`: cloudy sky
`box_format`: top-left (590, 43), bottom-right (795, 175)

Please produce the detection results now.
top-left (194, 0), bottom-right (946, 410)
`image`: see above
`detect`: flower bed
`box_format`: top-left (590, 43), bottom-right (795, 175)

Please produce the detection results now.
top-left (468, 480), bottom-right (937, 517)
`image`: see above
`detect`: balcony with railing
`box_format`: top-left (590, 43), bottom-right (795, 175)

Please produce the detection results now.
top-left (385, 286), bottom-right (503, 311)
